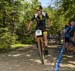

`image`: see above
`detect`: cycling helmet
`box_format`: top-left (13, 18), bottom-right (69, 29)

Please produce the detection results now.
top-left (36, 5), bottom-right (43, 10)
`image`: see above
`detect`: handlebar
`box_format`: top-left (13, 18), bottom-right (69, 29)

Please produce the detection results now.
top-left (25, 27), bottom-right (50, 35)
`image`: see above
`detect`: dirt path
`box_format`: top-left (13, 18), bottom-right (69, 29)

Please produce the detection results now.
top-left (60, 51), bottom-right (75, 71)
top-left (0, 45), bottom-right (60, 71)
top-left (0, 45), bottom-right (75, 71)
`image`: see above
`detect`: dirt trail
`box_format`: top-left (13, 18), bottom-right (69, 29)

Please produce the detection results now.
top-left (59, 51), bottom-right (75, 71)
top-left (0, 45), bottom-right (75, 71)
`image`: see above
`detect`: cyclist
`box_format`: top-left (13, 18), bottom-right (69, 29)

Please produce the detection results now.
top-left (27, 5), bottom-right (51, 54)
top-left (63, 19), bottom-right (75, 51)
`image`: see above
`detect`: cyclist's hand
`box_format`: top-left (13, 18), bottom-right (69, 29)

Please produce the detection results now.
top-left (46, 26), bottom-right (50, 30)
top-left (27, 29), bottom-right (32, 34)
top-left (27, 28), bottom-right (30, 32)
top-left (28, 31), bottom-right (32, 34)
top-left (27, 30), bottom-right (30, 34)
top-left (27, 27), bottom-right (29, 31)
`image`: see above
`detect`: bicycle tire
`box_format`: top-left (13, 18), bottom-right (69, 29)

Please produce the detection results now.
top-left (37, 38), bottom-right (44, 64)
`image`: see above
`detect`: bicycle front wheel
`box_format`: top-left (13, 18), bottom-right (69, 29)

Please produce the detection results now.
top-left (37, 39), bottom-right (44, 64)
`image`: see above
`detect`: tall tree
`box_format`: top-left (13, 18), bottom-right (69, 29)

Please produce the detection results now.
top-left (0, 0), bottom-right (24, 48)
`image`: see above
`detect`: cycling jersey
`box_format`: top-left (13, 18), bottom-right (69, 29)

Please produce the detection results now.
top-left (69, 25), bottom-right (75, 37)
top-left (72, 25), bottom-right (75, 31)
top-left (65, 25), bottom-right (71, 38)
top-left (31, 12), bottom-right (49, 30)
top-left (65, 25), bottom-right (75, 42)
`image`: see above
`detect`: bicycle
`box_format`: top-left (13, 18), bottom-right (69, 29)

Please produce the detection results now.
top-left (26, 28), bottom-right (49, 64)
top-left (35, 27), bottom-right (50, 64)
top-left (35, 29), bottom-right (45, 64)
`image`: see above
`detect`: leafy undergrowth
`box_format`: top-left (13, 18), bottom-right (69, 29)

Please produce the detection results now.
top-left (0, 44), bottom-right (32, 53)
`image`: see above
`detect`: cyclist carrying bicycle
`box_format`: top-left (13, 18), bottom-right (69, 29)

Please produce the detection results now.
top-left (28, 5), bottom-right (51, 54)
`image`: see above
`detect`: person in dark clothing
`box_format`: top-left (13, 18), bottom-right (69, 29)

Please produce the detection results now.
top-left (63, 19), bottom-right (75, 51)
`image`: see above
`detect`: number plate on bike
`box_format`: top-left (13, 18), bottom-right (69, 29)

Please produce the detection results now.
top-left (35, 30), bottom-right (42, 36)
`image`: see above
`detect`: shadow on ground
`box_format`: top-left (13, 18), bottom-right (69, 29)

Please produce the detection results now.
top-left (0, 45), bottom-right (75, 71)
top-left (59, 49), bottom-right (75, 71)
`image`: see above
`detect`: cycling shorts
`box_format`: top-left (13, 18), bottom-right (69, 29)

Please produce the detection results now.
top-left (43, 31), bottom-right (47, 35)
top-left (36, 27), bottom-right (48, 35)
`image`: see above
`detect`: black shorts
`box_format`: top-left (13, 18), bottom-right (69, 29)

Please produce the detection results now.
top-left (65, 37), bottom-right (70, 42)
top-left (36, 27), bottom-right (47, 35)
top-left (36, 27), bottom-right (46, 32)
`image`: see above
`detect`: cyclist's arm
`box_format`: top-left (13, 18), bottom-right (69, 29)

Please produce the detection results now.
top-left (28, 21), bottom-right (33, 31)
top-left (63, 27), bottom-right (69, 34)
top-left (28, 15), bottom-right (35, 31)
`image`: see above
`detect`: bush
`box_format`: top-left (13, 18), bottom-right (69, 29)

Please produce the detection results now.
top-left (0, 28), bottom-right (16, 49)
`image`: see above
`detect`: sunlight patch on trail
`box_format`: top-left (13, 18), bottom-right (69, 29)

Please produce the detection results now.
top-left (8, 54), bottom-right (22, 57)
top-left (68, 61), bottom-right (75, 64)
top-left (29, 58), bottom-right (56, 66)
top-left (29, 59), bottom-right (41, 64)
top-left (60, 63), bottom-right (75, 68)
top-left (26, 54), bottom-right (31, 57)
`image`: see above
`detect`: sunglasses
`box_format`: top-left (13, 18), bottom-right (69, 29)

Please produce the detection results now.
top-left (37, 9), bottom-right (41, 11)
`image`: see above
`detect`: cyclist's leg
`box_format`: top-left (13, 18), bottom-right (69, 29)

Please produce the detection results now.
top-left (43, 31), bottom-right (48, 47)
top-left (73, 32), bottom-right (75, 41)
top-left (43, 31), bottom-right (48, 55)
top-left (73, 34), bottom-right (75, 52)
top-left (34, 33), bottom-right (39, 48)
top-left (69, 36), bottom-right (75, 52)
top-left (34, 33), bottom-right (38, 43)
top-left (65, 37), bottom-right (69, 50)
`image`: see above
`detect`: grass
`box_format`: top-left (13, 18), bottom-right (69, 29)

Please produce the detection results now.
top-left (11, 44), bottom-right (32, 48)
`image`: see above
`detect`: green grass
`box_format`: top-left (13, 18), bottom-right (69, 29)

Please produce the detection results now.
top-left (11, 44), bottom-right (32, 48)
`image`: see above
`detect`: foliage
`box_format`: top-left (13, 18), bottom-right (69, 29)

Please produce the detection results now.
top-left (0, 0), bottom-right (75, 48)
top-left (55, 0), bottom-right (75, 21)
top-left (0, 0), bottom-right (24, 48)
